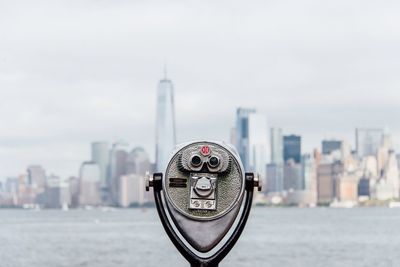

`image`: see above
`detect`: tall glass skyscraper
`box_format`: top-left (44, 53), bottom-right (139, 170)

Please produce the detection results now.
top-left (283, 135), bottom-right (301, 164)
top-left (235, 108), bottom-right (268, 182)
top-left (155, 74), bottom-right (176, 171)
top-left (109, 141), bottom-right (129, 204)
top-left (91, 142), bottom-right (109, 189)
top-left (267, 128), bottom-right (284, 192)
top-left (355, 128), bottom-right (383, 158)
top-left (270, 128), bottom-right (283, 164)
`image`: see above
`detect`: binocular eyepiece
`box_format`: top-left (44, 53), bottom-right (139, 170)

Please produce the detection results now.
top-left (146, 141), bottom-right (261, 267)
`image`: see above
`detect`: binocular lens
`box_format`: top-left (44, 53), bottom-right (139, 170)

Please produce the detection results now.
top-left (191, 155), bottom-right (202, 166)
top-left (208, 156), bottom-right (220, 168)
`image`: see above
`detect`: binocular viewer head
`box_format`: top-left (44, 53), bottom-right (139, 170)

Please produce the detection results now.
top-left (165, 141), bottom-right (244, 221)
top-left (146, 141), bottom-right (261, 265)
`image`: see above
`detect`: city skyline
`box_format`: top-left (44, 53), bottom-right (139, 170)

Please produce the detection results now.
top-left (0, 111), bottom-right (398, 181)
top-left (1, 0), bottom-right (400, 179)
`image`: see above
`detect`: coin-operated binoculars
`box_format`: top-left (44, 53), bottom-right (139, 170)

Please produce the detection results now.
top-left (146, 141), bottom-right (261, 267)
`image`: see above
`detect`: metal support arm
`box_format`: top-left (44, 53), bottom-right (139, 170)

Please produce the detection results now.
top-left (151, 172), bottom-right (256, 267)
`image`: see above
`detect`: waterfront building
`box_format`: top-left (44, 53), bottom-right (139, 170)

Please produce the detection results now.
top-left (126, 147), bottom-right (151, 175)
top-left (155, 73), bottom-right (176, 172)
top-left (45, 175), bottom-right (70, 209)
top-left (118, 174), bottom-right (146, 207)
top-left (68, 176), bottom-right (80, 208)
top-left (235, 108), bottom-right (268, 182)
top-left (322, 140), bottom-right (342, 155)
top-left (266, 163), bottom-right (283, 192)
top-left (17, 174), bottom-right (36, 206)
top-left (79, 161), bottom-right (101, 206)
top-left (283, 159), bottom-right (302, 191)
top-left (267, 128), bottom-right (284, 192)
top-left (336, 174), bottom-right (359, 202)
top-left (91, 142), bottom-right (109, 189)
top-left (125, 147), bottom-right (153, 203)
top-left (380, 151), bottom-right (400, 199)
top-left (235, 108), bottom-right (256, 170)
top-left (361, 156), bottom-right (379, 179)
top-left (317, 161), bottom-right (343, 204)
top-left (358, 177), bottom-right (370, 198)
top-left (27, 165), bottom-right (46, 190)
top-left (270, 128), bottom-right (283, 164)
top-left (355, 128), bottom-right (383, 158)
top-left (302, 154), bottom-right (317, 191)
top-left (286, 190), bottom-right (317, 206)
top-left (109, 142), bottom-right (129, 204)
top-left (283, 135), bottom-right (301, 164)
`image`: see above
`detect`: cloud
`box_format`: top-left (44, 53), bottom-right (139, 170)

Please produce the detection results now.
top-left (0, 0), bottom-right (399, 178)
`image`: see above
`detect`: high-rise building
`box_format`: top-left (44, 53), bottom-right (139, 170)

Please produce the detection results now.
top-left (126, 147), bottom-right (151, 175)
top-left (45, 175), bottom-right (70, 209)
top-left (236, 108), bottom-right (256, 170)
top-left (68, 176), bottom-right (80, 208)
top-left (79, 161), bottom-right (101, 206)
top-left (302, 154), bottom-right (316, 191)
top-left (270, 128), bottom-right (283, 164)
top-left (358, 177), bottom-right (370, 198)
top-left (118, 174), bottom-right (146, 207)
top-left (155, 73), bottom-right (176, 172)
top-left (266, 163), bottom-right (281, 192)
top-left (322, 140), bottom-right (342, 155)
top-left (283, 159), bottom-right (302, 191)
top-left (317, 161), bottom-right (343, 204)
top-left (267, 128), bottom-right (284, 192)
top-left (27, 165), bottom-right (46, 189)
top-left (283, 135), bottom-right (301, 164)
top-left (109, 142), bottom-right (129, 204)
top-left (235, 108), bottom-right (268, 180)
top-left (336, 174), bottom-right (358, 202)
top-left (381, 151), bottom-right (399, 199)
top-left (355, 128), bottom-right (384, 158)
top-left (91, 142), bottom-right (109, 189)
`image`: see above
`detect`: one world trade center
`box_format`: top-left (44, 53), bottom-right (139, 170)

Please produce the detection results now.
top-left (155, 71), bottom-right (176, 171)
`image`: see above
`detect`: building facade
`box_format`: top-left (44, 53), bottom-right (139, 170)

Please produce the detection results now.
top-left (283, 135), bottom-right (301, 164)
top-left (91, 142), bottom-right (109, 189)
top-left (155, 76), bottom-right (176, 172)
top-left (235, 108), bottom-right (268, 182)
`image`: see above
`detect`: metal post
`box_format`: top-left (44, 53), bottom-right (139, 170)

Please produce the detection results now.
top-left (152, 172), bottom-right (256, 267)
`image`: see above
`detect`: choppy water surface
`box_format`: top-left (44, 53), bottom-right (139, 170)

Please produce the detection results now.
top-left (0, 208), bottom-right (399, 267)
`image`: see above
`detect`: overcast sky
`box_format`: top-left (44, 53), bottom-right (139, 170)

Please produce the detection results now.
top-left (0, 0), bottom-right (399, 179)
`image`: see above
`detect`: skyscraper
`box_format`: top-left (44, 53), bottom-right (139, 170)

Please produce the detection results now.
top-left (235, 108), bottom-right (256, 170)
top-left (270, 128), bottom-right (283, 164)
top-left (235, 108), bottom-right (268, 181)
top-left (109, 142), bottom-right (129, 204)
top-left (283, 135), bottom-right (301, 164)
top-left (118, 174), bottom-right (146, 208)
top-left (155, 73), bottom-right (176, 171)
top-left (79, 161), bottom-right (101, 206)
top-left (355, 128), bottom-right (384, 158)
top-left (322, 140), bottom-right (342, 155)
top-left (126, 147), bottom-right (151, 175)
top-left (267, 128), bottom-right (284, 192)
top-left (91, 142), bottom-right (109, 188)
top-left (283, 159), bottom-right (302, 191)
top-left (45, 175), bottom-right (70, 209)
top-left (27, 165), bottom-right (46, 189)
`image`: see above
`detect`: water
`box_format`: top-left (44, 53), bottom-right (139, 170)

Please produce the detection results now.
top-left (0, 207), bottom-right (399, 267)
